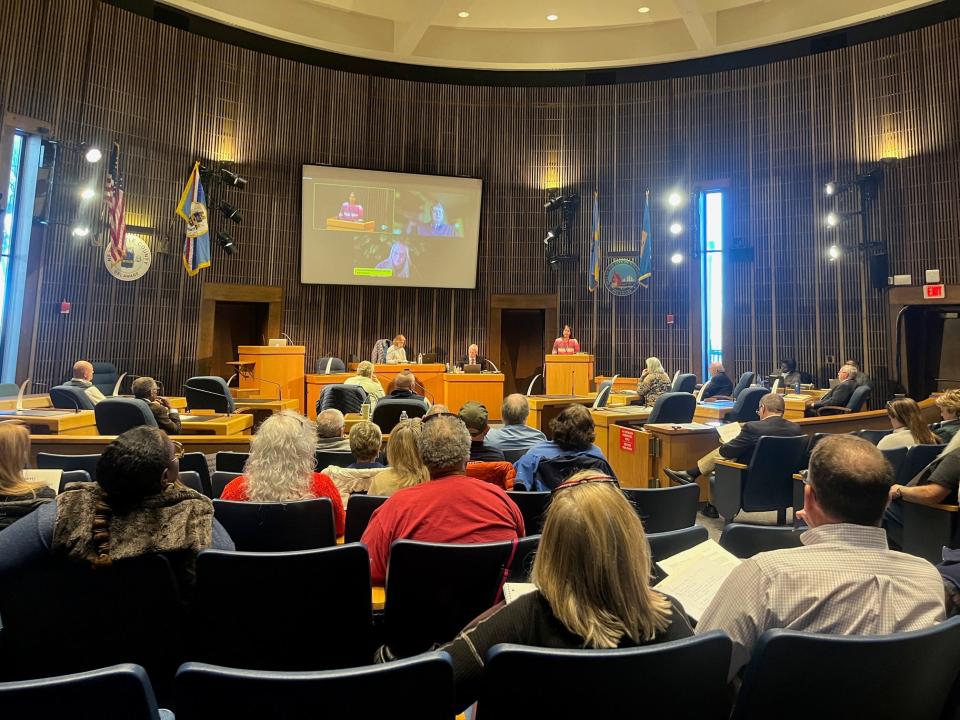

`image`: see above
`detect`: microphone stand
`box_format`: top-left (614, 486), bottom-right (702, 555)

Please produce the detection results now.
top-left (255, 376), bottom-right (283, 401)
top-left (414, 381), bottom-right (434, 405)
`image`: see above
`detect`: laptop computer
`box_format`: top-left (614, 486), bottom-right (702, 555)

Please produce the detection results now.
top-left (463, 364), bottom-right (481, 374)
top-left (268, 338), bottom-right (288, 347)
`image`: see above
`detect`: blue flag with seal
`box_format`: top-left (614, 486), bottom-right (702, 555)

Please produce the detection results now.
top-left (638, 189), bottom-right (652, 288)
top-left (588, 190), bottom-right (600, 292)
top-left (177, 161), bottom-right (211, 276)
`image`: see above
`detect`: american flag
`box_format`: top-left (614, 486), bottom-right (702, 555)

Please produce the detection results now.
top-left (105, 142), bottom-right (126, 263)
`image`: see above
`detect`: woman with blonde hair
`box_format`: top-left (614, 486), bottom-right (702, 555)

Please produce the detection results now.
top-left (368, 419), bottom-right (429, 496)
top-left (344, 360), bottom-right (385, 406)
top-left (386, 334), bottom-right (408, 364)
top-left (0, 423), bottom-right (55, 531)
top-left (637, 356), bottom-right (672, 406)
top-left (933, 389), bottom-right (960, 443)
top-left (441, 469), bottom-right (692, 711)
top-left (878, 397), bottom-right (939, 450)
top-left (220, 411), bottom-right (345, 535)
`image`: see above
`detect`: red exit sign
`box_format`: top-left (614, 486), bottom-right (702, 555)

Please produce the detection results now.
top-left (923, 284), bottom-right (945, 299)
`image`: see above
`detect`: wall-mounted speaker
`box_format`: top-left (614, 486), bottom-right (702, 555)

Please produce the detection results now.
top-left (869, 250), bottom-right (889, 290)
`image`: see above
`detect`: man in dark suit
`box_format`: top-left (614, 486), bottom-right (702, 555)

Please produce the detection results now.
top-left (458, 343), bottom-right (488, 369)
top-left (388, 369), bottom-right (427, 404)
top-left (665, 393), bottom-right (804, 517)
top-left (806, 364), bottom-right (858, 416)
top-left (701, 361), bottom-right (734, 400)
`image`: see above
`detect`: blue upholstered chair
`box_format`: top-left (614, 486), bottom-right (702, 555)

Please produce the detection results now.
top-left (371, 398), bottom-right (428, 434)
top-left (37, 453), bottom-right (100, 479)
top-left (50, 384), bottom-right (96, 411)
top-left (505, 491), bottom-right (551, 534)
top-left (718, 523), bottom-right (804, 558)
top-left (90, 362), bottom-right (120, 396)
top-left (672, 372), bottom-right (697, 394)
top-left (592, 375), bottom-right (619, 409)
top-left (184, 376), bottom-right (235, 413)
top-left (724, 386), bottom-right (769, 422)
top-left (212, 498), bottom-right (337, 551)
top-left (314, 356), bottom-right (346, 373)
top-left (317, 383), bottom-right (367, 415)
top-left (622, 484), bottom-right (700, 533)
top-left (647, 525), bottom-right (708, 564)
top-left (343, 494), bottom-right (389, 543)
top-left (647, 392), bottom-right (697, 424)
top-left (95, 398), bottom-right (158, 435)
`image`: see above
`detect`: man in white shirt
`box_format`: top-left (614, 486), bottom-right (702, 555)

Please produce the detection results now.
top-left (486, 394), bottom-right (546, 453)
top-left (65, 360), bottom-right (106, 405)
top-left (696, 434), bottom-right (946, 680)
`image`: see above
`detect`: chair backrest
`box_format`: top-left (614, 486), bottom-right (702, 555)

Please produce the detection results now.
top-left (622, 484), bottom-right (700, 534)
top-left (732, 372), bottom-right (755, 398)
top-left (502, 448), bottom-right (528, 463)
top-left (532, 453), bottom-right (616, 491)
top-left (176, 471), bottom-right (203, 495)
top-left (732, 618), bottom-right (960, 720)
top-left (211, 471), bottom-right (240, 499)
top-left (174, 652), bottom-right (454, 720)
top-left (94, 398), bottom-right (158, 435)
top-left (479, 633), bottom-right (733, 719)
top-left (741, 435), bottom-right (809, 512)
top-left (215, 451), bottom-right (249, 473)
top-left (465, 461), bottom-right (516, 490)
top-left (315, 449), bottom-right (355, 470)
top-left (371, 398), bottom-right (428, 434)
top-left (672, 372), bottom-right (697, 394)
top-left (592, 375), bottom-right (619, 409)
top-left (897, 444), bottom-right (944, 485)
top-left (37, 452), bottom-right (100, 479)
top-left (58, 469), bottom-right (92, 493)
top-left (212, 498), bottom-right (337, 551)
top-left (647, 525), bottom-right (708, 564)
top-left (318, 383), bottom-right (367, 415)
top-left (854, 428), bottom-right (892, 445)
top-left (718, 524), bottom-right (804, 558)
top-left (846, 383), bottom-right (871, 411)
top-left (0, 663), bottom-right (163, 720)
top-left (343, 494), bottom-right (389, 543)
top-left (50, 384), bottom-right (96, 411)
top-left (383, 540), bottom-right (515, 657)
top-left (506, 534), bottom-right (542, 582)
top-left (371, 338), bottom-right (391, 364)
top-left (881, 446), bottom-right (909, 479)
top-left (184, 376), bottom-right (235, 413)
top-left (505, 491), bottom-right (551, 534)
top-left (90, 362), bottom-right (120, 396)
top-left (728, 386), bottom-right (770, 422)
top-left (647, 392), bottom-right (697, 424)
top-left (193, 546), bottom-right (373, 670)
top-left (314, 356), bottom-right (346, 374)
top-left (179, 452), bottom-right (212, 497)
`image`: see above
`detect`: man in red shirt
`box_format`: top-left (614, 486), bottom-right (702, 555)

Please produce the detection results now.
top-left (361, 414), bottom-right (525, 585)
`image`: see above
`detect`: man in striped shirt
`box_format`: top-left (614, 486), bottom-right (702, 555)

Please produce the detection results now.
top-left (697, 434), bottom-right (946, 679)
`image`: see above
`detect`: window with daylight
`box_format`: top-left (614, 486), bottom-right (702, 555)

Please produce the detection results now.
top-left (699, 190), bottom-right (725, 375)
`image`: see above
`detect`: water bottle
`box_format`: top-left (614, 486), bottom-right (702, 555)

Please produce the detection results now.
top-left (794, 381), bottom-right (801, 395)
top-left (417, 353), bottom-right (423, 364)
top-left (360, 399), bottom-right (371, 420)
top-left (399, 410), bottom-right (409, 421)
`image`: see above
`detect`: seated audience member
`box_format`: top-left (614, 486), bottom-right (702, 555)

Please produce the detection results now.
top-left (458, 401), bottom-right (506, 462)
top-left (131, 376), bottom-right (181, 435)
top-left (486, 394), bottom-right (547, 453)
top-left (361, 414), bottom-right (524, 585)
top-left (877, 397), bottom-right (939, 450)
top-left (844, 358), bottom-right (871, 388)
top-left (0, 424), bottom-right (55, 531)
top-left (441, 470), bottom-right (693, 712)
top-left (806, 364), bottom-right (859, 416)
top-left (220, 411), bottom-right (344, 536)
top-left (368, 419), bottom-right (429, 497)
top-left (459, 343), bottom-right (488, 368)
top-left (315, 409), bottom-right (352, 452)
top-left (344, 361), bottom-right (385, 407)
top-left (66, 360), bottom-right (106, 405)
top-left (932, 389), bottom-right (960, 444)
top-left (665, 393), bottom-right (803, 518)
top-left (347, 421), bottom-right (384, 469)
top-left (701, 361), bottom-right (734, 400)
top-left (0, 427), bottom-right (234, 584)
top-left (385, 334), bottom-right (408, 364)
top-left (551, 324), bottom-right (580, 355)
top-left (884, 432), bottom-right (960, 547)
top-left (389, 369), bottom-right (427, 405)
top-left (637, 357), bottom-right (671, 406)
top-left (513, 404), bottom-right (606, 491)
top-left (776, 358), bottom-right (801, 388)
top-left (697, 435), bottom-right (946, 680)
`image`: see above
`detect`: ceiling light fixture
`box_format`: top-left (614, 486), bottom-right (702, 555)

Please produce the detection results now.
top-left (79, 187), bottom-right (96, 201)
top-left (83, 146), bottom-right (102, 163)
top-left (669, 221), bottom-right (683, 235)
top-left (71, 226), bottom-right (90, 238)
top-left (827, 244), bottom-right (841, 261)
top-left (546, 14), bottom-right (559, 21)
top-left (638, 6), bottom-right (650, 13)
top-left (825, 212), bottom-right (839, 228)
top-left (670, 251), bottom-right (684, 264)
top-left (667, 191), bottom-right (683, 207)
top-left (458, 10), bottom-right (470, 18)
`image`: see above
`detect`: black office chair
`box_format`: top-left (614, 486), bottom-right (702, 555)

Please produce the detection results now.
top-left (505, 491), bottom-right (551, 534)
top-left (800, 432), bottom-right (831, 469)
top-left (724, 386), bottom-right (769, 422)
top-left (371, 398), bottom-right (428, 434)
top-left (502, 448), bottom-right (528, 463)
top-left (94, 398), bottom-right (158, 434)
top-left (192, 545), bottom-right (373, 670)
top-left (732, 372), bottom-right (756, 399)
top-left (671, 373), bottom-right (697, 394)
top-left (343, 494), bottom-right (389, 543)
top-left (50, 385), bottom-right (96, 411)
top-left (211, 471), bottom-right (241, 499)
top-left (179, 452), bottom-right (212, 497)
top-left (816, 384), bottom-right (871, 416)
top-left (718, 524), bottom-right (804, 558)
top-left (622, 484), bottom-right (700, 533)
top-left (37, 453), bottom-right (100, 479)
top-left (646, 392), bottom-right (697, 424)
top-left (314, 356), bottom-right (346, 374)
top-left (184, 376), bottom-right (235, 413)
top-left (647, 525), bottom-right (708, 564)
top-left (712, 435), bottom-right (809, 525)
top-left (479, 633), bottom-right (733, 719)
top-left (732, 618), bottom-right (960, 720)
top-left (213, 498), bottom-right (337, 551)
top-left (90, 362), bottom-right (120, 397)
top-left (530, 453), bottom-right (616, 491)
top-left (0, 663), bottom-right (164, 720)
top-left (215, 451), bottom-right (249, 472)
top-left (317, 384), bottom-right (367, 415)
top-left (506, 534), bottom-right (542, 582)
top-left (896, 444), bottom-right (943, 485)
top-left (57, 469), bottom-right (93, 493)
top-left (174, 652), bottom-right (454, 720)
top-left (854, 428), bottom-right (892, 445)
top-left (382, 539), bottom-right (516, 658)
top-left (176, 471), bottom-right (204, 495)
top-left (592, 375), bottom-right (619, 409)
top-left (881, 446), bottom-right (909, 479)
top-left (315, 449), bottom-right (355, 470)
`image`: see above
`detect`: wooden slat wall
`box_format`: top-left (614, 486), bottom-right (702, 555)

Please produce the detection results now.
top-left (1, 0), bottom-right (958, 400)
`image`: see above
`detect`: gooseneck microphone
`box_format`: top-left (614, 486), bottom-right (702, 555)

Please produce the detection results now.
top-left (281, 332), bottom-right (296, 346)
top-left (484, 358), bottom-right (501, 373)
top-left (183, 384), bottom-right (236, 416)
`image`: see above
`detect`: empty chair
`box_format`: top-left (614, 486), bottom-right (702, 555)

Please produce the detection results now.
top-left (646, 392), bottom-right (697, 424)
top-left (718, 524), bottom-right (804, 558)
top-left (49, 384), bottom-right (96, 411)
top-left (184, 376), bottom-right (235, 413)
top-left (192, 545), bottom-right (373, 670)
top-left (94, 398), bottom-right (158, 434)
top-left (881, 446), bottom-right (909, 479)
top-left (0, 663), bottom-right (163, 720)
top-left (502, 448), bottom-right (528, 463)
top-left (506, 534), bottom-right (542, 582)
top-left (901, 499), bottom-right (960, 564)
top-left (314, 356), bottom-right (346, 373)
top-left (211, 471), bottom-right (240, 499)
top-left (712, 435), bottom-right (809, 524)
top-left (212, 498), bottom-right (336, 551)
top-left (371, 398), bottom-right (428, 434)
top-left (177, 471), bottom-right (204, 495)
top-left (731, 372), bottom-right (756, 399)
top-left (215, 451), bottom-right (248, 472)
top-left (647, 525), bottom-right (708, 564)
top-left (506, 491), bottom-right (551, 534)
top-left (58, 469), bottom-right (92, 493)
top-left (90, 362), bottom-right (120, 396)
top-left (724, 386), bottom-right (769, 422)
top-left (592, 375), bottom-right (619, 409)
top-left (855, 428), bottom-right (892, 445)
top-left (530, 453), bottom-right (616, 491)
top-left (343, 494), bottom-right (389, 543)
top-left (37, 452), bottom-right (100, 479)
top-left (0, 382), bottom-right (20, 396)
top-left (179, 452), bottom-right (212, 497)
top-left (315, 449), bottom-right (355, 470)
top-left (671, 373), bottom-right (697, 394)
top-left (479, 633), bottom-right (733, 719)
top-left (317, 383), bottom-right (367, 415)
top-left (896, 444), bottom-right (943, 485)
top-left (382, 539), bottom-right (515, 658)
top-left (732, 618), bottom-right (960, 720)
top-left (174, 652), bottom-right (454, 720)
top-left (622, 484), bottom-right (700, 533)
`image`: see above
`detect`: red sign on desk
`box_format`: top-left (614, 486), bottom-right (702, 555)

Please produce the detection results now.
top-left (619, 427), bottom-right (635, 453)
top-left (923, 284), bottom-right (945, 299)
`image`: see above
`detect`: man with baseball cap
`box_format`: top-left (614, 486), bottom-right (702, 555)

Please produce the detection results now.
top-left (458, 401), bottom-right (506, 462)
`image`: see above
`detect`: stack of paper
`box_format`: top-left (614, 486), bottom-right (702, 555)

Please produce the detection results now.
top-left (653, 540), bottom-right (742, 621)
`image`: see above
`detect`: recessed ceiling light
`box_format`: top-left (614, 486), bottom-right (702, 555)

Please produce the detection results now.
top-left (638, 6), bottom-right (650, 12)
top-left (546, 14), bottom-right (559, 21)
top-left (458, 10), bottom-right (470, 18)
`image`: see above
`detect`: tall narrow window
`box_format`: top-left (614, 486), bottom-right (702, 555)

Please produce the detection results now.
top-left (700, 190), bottom-right (725, 374)
top-left (0, 133), bottom-right (25, 336)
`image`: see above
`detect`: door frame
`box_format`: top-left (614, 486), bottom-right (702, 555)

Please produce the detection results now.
top-left (488, 293), bottom-right (559, 372)
top-left (198, 283), bottom-right (283, 375)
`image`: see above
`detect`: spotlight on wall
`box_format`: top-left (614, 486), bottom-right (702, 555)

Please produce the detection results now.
top-left (81, 145), bottom-right (102, 163)
top-left (543, 226), bottom-right (561, 244)
top-left (827, 244), bottom-right (841, 261)
top-left (217, 230), bottom-right (238, 256)
top-left (670, 251), bottom-right (684, 264)
top-left (669, 221), bottom-right (683, 235)
top-left (544, 195), bottom-right (565, 212)
top-left (219, 168), bottom-right (247, 189)
top-left (825, 212), bottom-right (840, 228)
top-left (667, 191), bottom-right (683, 207)
top-left (79, 187), bottom-right (96, 201)
top-left (219, 202), bottom-right (242, 223)
top-left (824, 181), bottom-right (837, 196)
top-left (71, 225), bottom-right (90, 238)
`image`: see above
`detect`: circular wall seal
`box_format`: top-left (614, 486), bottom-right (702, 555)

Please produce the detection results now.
top-left (603, 258), bottom-right (641, 297)
top-left (104, 235), bottom-right (151, 281)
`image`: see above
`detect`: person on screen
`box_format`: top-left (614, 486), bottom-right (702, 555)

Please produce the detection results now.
top-left (551, 325), bottom-right (580, 355)
top-left (375, 241), bottom-right (411, 278)
top-left (408, 202), bottom-right (458, 237)
top-left (337, 192), bottom-right (364, 222)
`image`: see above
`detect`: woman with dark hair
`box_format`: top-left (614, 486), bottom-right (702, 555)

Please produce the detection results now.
top-left (512, 404), bottom-right (608, 490)
top-left (0, 423), bottom-right (55, 531)
top-left (551, 324), bottom-right (580, 355)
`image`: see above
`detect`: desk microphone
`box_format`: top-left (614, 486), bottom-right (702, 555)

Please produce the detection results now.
top-left (255, 376), bottom-right (283, 401)
top-left (281, 332), bottom-right (296, 346)
top-left (414, 381), bottom-right (434, 405)
top-left (483, 358), bottom-right (500, 374)
top-left (183, 384), bottom-right (236, 416)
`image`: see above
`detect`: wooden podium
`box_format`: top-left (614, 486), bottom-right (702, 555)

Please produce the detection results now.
top-left (545, 354), bottom-right (594, 395)
top-left (237, 345), bottom-right (306, 413)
